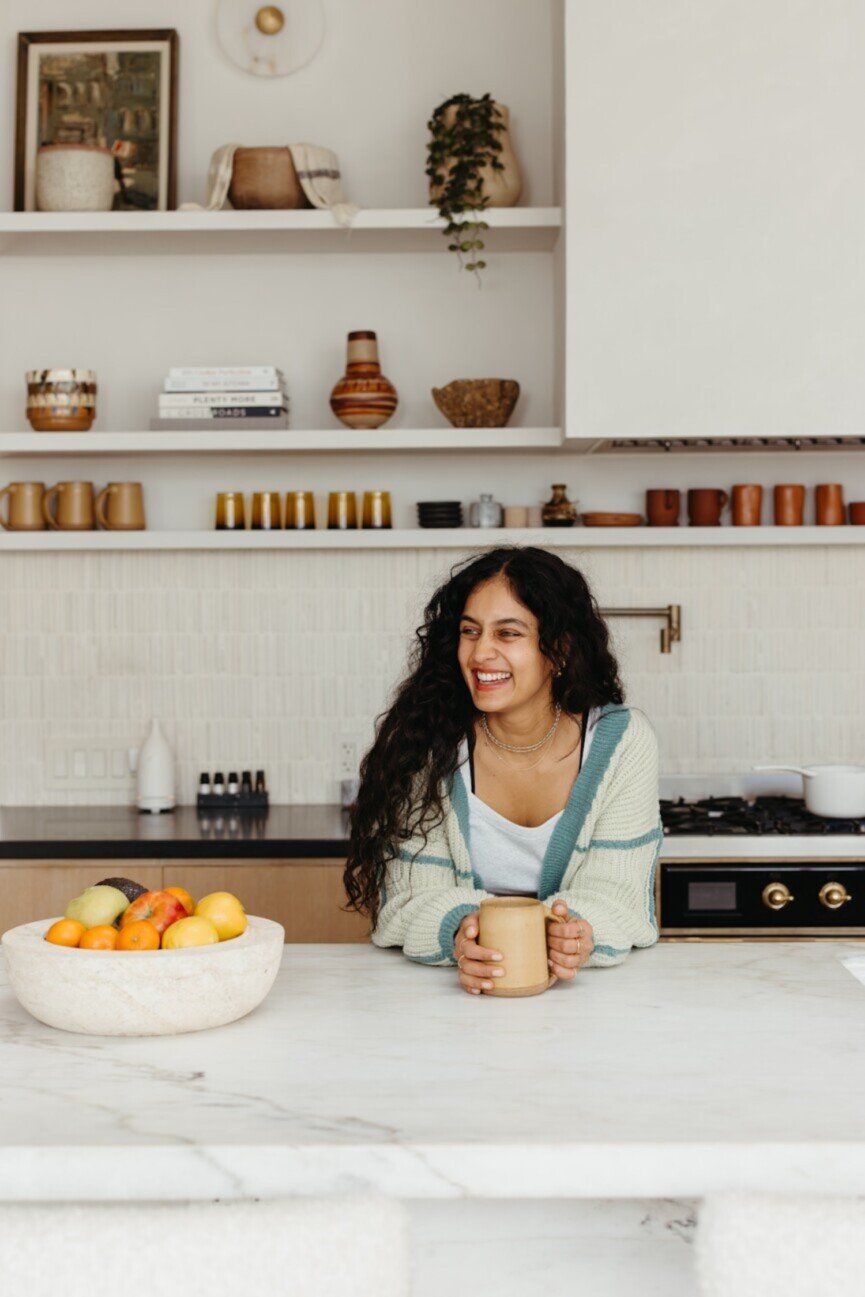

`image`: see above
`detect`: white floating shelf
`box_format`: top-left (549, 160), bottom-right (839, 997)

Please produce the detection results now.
top-left (0, 427), bottom-right (562, 456)
top-left (0, 207), bottom-right (562, 254)
top-left (2, 528), bottom-right (863, 552)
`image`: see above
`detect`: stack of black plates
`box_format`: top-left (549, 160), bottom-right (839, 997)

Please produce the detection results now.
top-left (417, 501), bottom-right (463, 528)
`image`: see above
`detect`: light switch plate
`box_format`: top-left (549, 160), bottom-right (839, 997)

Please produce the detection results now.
top-left (43, 737), bottom-right (136, 792)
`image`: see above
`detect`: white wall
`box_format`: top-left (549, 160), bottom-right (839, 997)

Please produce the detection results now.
top-left (566, 0), bottom-right (865, 438)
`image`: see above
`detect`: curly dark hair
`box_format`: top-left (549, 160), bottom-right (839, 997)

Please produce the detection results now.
top-left (343, 546), bottom-right (624, 925)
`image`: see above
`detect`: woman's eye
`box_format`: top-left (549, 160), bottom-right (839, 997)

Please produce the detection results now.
top-left (459, 627), bottom-right (477, 636)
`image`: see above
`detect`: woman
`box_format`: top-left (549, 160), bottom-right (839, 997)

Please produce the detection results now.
top-left (344, 547), bottom-right (661, 994)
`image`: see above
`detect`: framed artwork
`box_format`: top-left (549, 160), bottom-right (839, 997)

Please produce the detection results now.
top-left (15, 29), bottom-right (179, 212)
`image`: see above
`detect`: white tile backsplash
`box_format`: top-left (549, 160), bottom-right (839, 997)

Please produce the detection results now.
top-left (0, 544), bottom-right (863, 805)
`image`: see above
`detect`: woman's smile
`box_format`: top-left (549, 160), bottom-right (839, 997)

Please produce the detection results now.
top-left (472, 669), bottom-right (513, 692)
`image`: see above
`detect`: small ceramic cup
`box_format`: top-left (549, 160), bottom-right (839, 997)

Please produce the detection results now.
top-left (476, 898), bottom-right (566, 998)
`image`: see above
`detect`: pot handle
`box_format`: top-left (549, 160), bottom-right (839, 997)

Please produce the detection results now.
top-left (752, 764), bottom-right (808, 776)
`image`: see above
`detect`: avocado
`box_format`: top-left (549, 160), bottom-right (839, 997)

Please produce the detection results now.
top-left (95, 876), bottom-right (148, 903)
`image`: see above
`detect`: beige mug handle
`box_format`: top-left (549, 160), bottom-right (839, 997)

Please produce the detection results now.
top-left (0, 485), bottom-right (11, 530)
top-left (542, 903), bottom-right (568, 987)
top-left (41, 484), bottom-right (62, 530)
top-left (95, 484), bottom-right (113, 530)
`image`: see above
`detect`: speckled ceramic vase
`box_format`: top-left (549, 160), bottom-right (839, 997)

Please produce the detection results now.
top-left (429, 102), bottom-right (522, 208)
top-left (330, 332), bottom-right (398, 430)
top-left (35, 145), bottom-right (116, 212)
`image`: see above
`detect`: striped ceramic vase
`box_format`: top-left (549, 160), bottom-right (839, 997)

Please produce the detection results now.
top-left (330, 331), bottom-right (398, 429)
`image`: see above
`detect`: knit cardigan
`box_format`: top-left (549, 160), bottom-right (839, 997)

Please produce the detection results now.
top-left (371, 704), bottom-right (662, 968)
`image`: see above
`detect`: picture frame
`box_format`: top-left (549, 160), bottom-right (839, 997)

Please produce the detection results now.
top-left (15, 28), bottom-right (179, 212)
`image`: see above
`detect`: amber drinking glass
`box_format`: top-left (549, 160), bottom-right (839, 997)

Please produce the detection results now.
top-left (215, 492), bottom-right (246, 530)
top-left (251, 491), bottom-right (282, 530)
top-left (362, 490), bottom-right (392, 529)
top-left (284, 491), bottom-right (316, 530)
top-left (328, 491), bottom-right (358, 530)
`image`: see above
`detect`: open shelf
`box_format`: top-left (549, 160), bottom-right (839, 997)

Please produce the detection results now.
top-left (0, 207), bottom-right (562, 255)
top-left (2, 527), bottom-right (863, 552)
top-left (0, 427), bottom-right (563, 456)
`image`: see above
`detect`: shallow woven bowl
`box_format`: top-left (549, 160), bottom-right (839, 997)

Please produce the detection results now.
top-left (432, 379), bottom-right (520, 428)
top-left (1, 915), bottom-right (284, 1036)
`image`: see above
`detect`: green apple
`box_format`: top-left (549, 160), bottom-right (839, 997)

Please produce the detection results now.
top-left (65, 885), bottom-right (129, 929)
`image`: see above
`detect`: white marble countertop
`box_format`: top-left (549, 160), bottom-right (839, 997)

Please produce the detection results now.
top-left (2, 941), bottom-right (865, 1202)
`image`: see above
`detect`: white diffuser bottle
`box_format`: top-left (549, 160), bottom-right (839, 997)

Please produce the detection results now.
top-left (132, 719), bottom-right (176, 813)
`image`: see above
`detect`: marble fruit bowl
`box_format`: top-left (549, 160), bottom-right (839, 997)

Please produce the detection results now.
top-left (1, 915), bottom-right (284, 1036)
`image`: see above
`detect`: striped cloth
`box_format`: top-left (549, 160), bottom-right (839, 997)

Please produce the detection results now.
top-left (372, 704), bottom-right (662, 968)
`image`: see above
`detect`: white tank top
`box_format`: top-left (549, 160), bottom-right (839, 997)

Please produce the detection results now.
top-left (457, 709), bottom-right (599, 896)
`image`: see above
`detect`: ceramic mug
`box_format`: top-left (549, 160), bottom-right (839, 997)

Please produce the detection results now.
top-left (687, 488), bottom-right (729, 527)
top-left (42, 480), bottom-right (95, 531)
top-left (95, 481), bottom-right (145, 531)
top-left (849, 502), bottom-right (865, 525)
top-left (773, 483), bottom-right (805, 526)
top-left (731, 484), bottom-right (763, 527)
top-left (0, 481), bottom-right (46, 531)
top-left (477, 897), bottom-right (566, 998)
top-left (815, 483), bottom-right (845, 526)
top-left (646, 489), bottom-right (680, 527)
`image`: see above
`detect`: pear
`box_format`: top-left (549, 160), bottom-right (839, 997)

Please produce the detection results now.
top-left (65, 885), bottom-right (129, 930)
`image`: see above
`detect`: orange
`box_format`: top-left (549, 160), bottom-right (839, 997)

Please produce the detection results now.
top-left (117, 919), bottom-right (160, 951)
top-left (165, 886), bottom-right (195, 915)
top-left (79, 925), bottom-right (119, 950)
top-left (45, 918), bottom-right (85, 947)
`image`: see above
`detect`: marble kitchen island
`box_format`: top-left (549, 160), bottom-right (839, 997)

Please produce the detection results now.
top-left (2, 940), bottom-right (865, 1295)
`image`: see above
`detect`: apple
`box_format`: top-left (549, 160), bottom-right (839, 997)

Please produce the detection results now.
top-left (194, 892), bottom-right (247, 941)
top-left (161, 915), bottom-right (220, 949)
top-left (65, 885), bottom-right (129, 930)
top-left (120, 889), bottom-right (188, 936)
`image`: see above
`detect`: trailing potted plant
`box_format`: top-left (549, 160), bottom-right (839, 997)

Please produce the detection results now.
top-left (426, 93), bottom-right (522, 281)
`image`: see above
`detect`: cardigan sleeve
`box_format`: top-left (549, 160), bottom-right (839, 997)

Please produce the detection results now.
top-left (371, 807), bottom-right (491, 966)
top-left (544, 711), bottom-right (662, 967)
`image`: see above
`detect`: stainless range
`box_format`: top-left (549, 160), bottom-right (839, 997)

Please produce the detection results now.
top-left (657, 774), bottom-right (865, 940)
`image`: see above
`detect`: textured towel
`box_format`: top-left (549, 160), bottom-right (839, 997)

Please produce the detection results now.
top-left (179, 143), bottom-right (359, 226)
top-left (0, 1197), bottom-right (409, 1297)
top-left (696, 1193), bottom-right (865, 1297)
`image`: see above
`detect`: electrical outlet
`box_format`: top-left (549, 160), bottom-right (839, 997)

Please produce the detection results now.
top-left (337, 734), bottom-right (361, 779)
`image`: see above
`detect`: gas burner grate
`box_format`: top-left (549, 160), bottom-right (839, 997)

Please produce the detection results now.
top-left (660, 794), bottom-right (865, 836)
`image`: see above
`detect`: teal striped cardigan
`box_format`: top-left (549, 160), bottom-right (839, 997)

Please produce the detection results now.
top-left (371, 705), bottom-right (662, 968)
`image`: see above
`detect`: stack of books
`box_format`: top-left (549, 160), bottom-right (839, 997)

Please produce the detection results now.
top-left (150, 367), bottom-right (289, 430)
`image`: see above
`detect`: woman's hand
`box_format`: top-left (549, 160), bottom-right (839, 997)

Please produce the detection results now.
top-left (453, 912), bottom-right (505, 995)
top-left (547, 902), bottom-right (593, 981)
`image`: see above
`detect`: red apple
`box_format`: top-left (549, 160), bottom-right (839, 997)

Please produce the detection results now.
top-left (119, 889), bottom-right (188, 936)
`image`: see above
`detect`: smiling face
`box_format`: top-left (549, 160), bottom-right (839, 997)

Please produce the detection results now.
top-left (457, 574), bottom-right (555, 716)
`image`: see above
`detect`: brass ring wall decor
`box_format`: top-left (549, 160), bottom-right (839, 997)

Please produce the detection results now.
top-left (216, 0), bottom-right (325, 77)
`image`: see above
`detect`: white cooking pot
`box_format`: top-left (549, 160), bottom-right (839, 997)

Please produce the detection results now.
top-left (753, 764), bottom-right (865, 819)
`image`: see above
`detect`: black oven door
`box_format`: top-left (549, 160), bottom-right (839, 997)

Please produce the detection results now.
top-left (659, 862), bottom-right (865, 935)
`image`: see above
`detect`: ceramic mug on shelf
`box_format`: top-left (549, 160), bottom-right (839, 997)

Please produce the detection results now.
top-left (42, 480), bottom-right (95, 531)
top-left (477, 897), bottom-right (566, 998)
top-left (0, 481), bottom-right (46, 531)
top-left (849, 502), bottom-right (865, 525)
top-left (815, 483), bottom-right (845, 526)
top-left (773, 483), bottom-right (805, 526)
top-left (687, 488), bottom-right (729, 526)
top-left (731, 484), bottom-right (763, 527)
top-left (646, 489), bottom-right (680, 527)
top-left (96, 482), bottom-right (145, 531)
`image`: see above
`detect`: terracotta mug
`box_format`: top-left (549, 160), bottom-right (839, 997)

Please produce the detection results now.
top-left (646, 489), bottom-right (680, 526)
top-left (0, 481), bottom-right (46, 531)
top-left (849, 502), bottom-right (865, 525)
top-left (95, 481), bottom-right (145, 530)
top-left (773, 483), bottom-right (805, 526)
top-left (41, 480), bottom-right (95, 531)
top-left (477, 897), bottom-right (566, 998)
top-left (731, 484), bottom-right (763, 527)
top-left (815, 483), bottom-right (845, 526)
top-left (687, 488), bottom-right (729, 527)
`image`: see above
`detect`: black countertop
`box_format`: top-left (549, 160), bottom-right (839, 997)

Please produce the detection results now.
top-left (0, 805), bottom-right (350, 860)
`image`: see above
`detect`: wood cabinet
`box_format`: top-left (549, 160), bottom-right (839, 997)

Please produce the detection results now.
top-left (0, 858), bottom-right (369, 944)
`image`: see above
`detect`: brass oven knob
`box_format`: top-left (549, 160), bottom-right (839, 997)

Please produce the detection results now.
top-left (763, 882), bottom-right (794, 911)
top-left (819, 881), bottom-right (851, 910)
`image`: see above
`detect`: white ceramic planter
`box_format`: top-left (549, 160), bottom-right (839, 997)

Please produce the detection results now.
top-left (1, 915), bottom-right (284, 1036)
top-left (35, 145), bottom-right (116, 212)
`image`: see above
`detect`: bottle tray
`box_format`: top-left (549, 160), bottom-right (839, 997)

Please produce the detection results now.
top-left (196, 792), bottom-right (269, 813)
